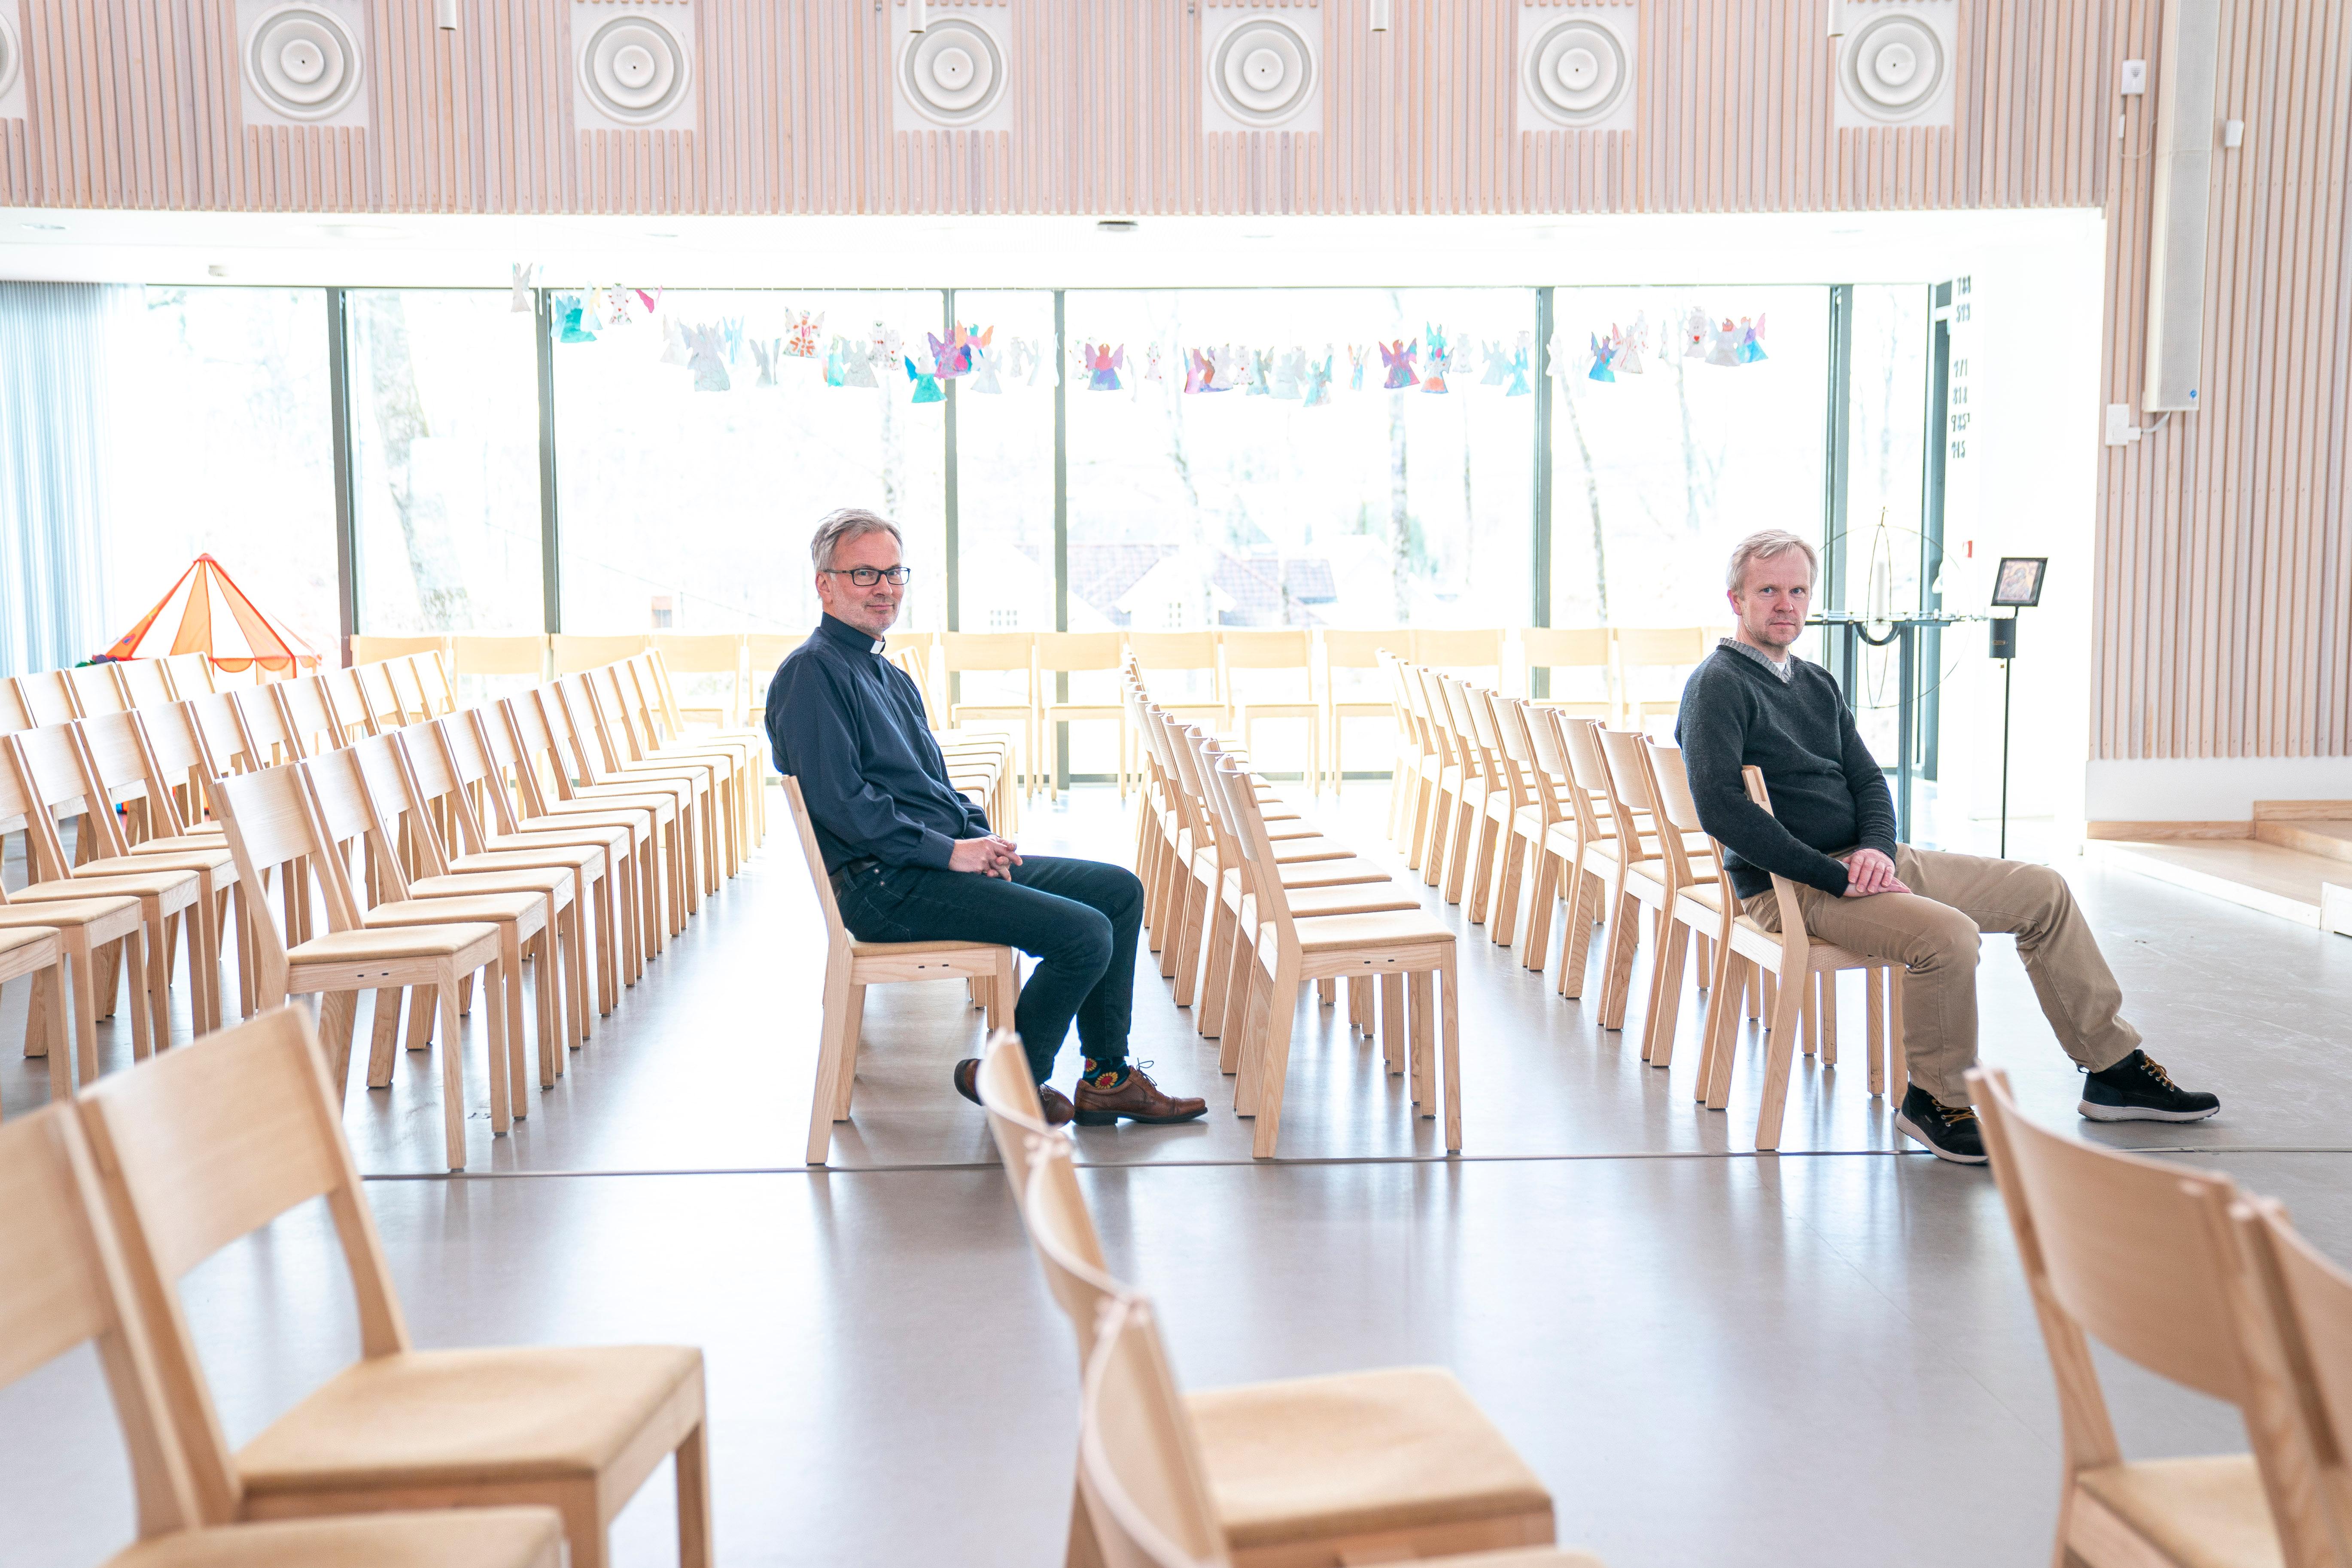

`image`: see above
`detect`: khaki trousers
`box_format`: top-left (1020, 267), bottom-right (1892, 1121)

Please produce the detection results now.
top-left (1740, 845), bottom-right (2140, 1107)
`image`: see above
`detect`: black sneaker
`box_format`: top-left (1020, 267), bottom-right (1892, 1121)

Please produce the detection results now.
top-left (2079, 1050), bottom-right (2221, 1123)
top-left (1894, 1085), bottom-right (1989, 1164)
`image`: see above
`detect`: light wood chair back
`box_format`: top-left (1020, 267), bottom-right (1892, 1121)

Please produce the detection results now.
top-left (76, 1005), bottom-right (413, 1523)
top-left (551, 633), bottom-right (652, 674)
top-left (6, 724), bottom-right (99, 879)
top-left (2235, 1197), bottom-right (2352, 1541)
top-left (451, 634), bottom-right (551, 679)
top-left (0, 677), bottom-right (33, 735)
top-left (1970, 1066), bottom-right (2339, 1568)
top-left (1079, 1294), bottom-right (1229, 1568)
top-left (135, 700), bottom-right (233, 833)
top-left (1411, 627), bottom-right (1502, 673)
top-left (1126, 631), bottom-right (1224, 712)
top-left (0, 1104), bottom-right (203, 1539)
top-left (1021, 1134), bottom-right (1123, 1369)
top-left (157, 653), bottom-right (218, 700)
top-left (1036, 630), bottom-right (1128, 676)
top-left (1521, 627), bottom-right (1615, 715)
top-left (1614, 626), bottom-right (1713, 729)
top-left (74, 710), bottom-right (176, 825)
top-left (1218, 628), bottom-right (1311, 675)
top-left (231, 683), bottom-right (305, 765)
top-left (974, 1029), bottom-right (1055, 1206)
top-left (115, 658), bottom-right (178, 712)
top-left (745, 634), bottom-right (806, 723)
top-left (651, 633), bottom-right (747, 723)
top-left (363, 660), bottom-right (419, 727)
top-left (408, 651), bottom-right (459, 717)
top-left (942, 630), bottom-right (1037, 676)
top-left (292, 670), bottom-right (365, 749)
top-left (71, 664), bottom-right (131, 715)
top-left (1319, 628), bottom-right (1401, 673)
top-left (16, 669), bottom-right (83, 725)
top-left (349, 634), bottom-right (451, 665)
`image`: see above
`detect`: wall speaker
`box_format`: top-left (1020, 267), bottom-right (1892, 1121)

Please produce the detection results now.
top-left (236, 0), bottom-right (371, 131)
top-left (2143, 0), bottom-right (2219, 412)
top-left (1201, 2), bottom-right (1321, 135)
top-left (1515, 5), bottom-right (1637, 133)
top-left (1832, 0), bottom-right (1955, 129)
top-left (893, 2), bottom-right (1012, 133)
top-left (572, 0), bottom-right (696, 134)
top-left (0, 3), bottom-right (25, 122)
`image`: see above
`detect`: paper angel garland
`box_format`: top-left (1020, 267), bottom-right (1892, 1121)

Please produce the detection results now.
top-left (1144, 344), bottom-right (1164, 382)
top-left (1274, 347), bottom-right (1307, 399)
top-left (785, 312), bottom-right (822, 359)
top-left (1183, 348), bottom-right (1219, 393)
top-left (1247, 349), bottom-right (1273, 396)
top-left (929, 324), bottom-right (986, 379)
top-left (1085, 343), bottom-right (1125, 392)
top-left (1379, 339), bottom-right (1418, 390)
top-left (756, 338), bottom-right (784, 387)
top-left (1420, 325), bottom-right (1451, 393)
top-left (1546, 327), bottom-right (1576, 385)
top-left (1587, 332), bottom-right (1616, 383)
top-left (1739, 314), bottom-right (1768, 363)
top-left (511, 264), bottom-right (538, 313)
top-left (1683, 307), bottom-right (1711, 358)
top-left (659, 316), bottom-right (692, 366)
top-left (1614, 314), bottom-right (1647, 375)
top-left (1507, 333), bottom-right (1532, 396)
top-left (1707, 318), bottom-right (1742, 367)
top-left (968, 340), bottom-right (1003, 394)
top-left (1348, 344), bottom-right (1369, 392)
top-left (686, 326), bottom-right (730, 392)
top-left (1303, 351), bottom-right (1335, 408)
top-left (556, 296), bottom-right (596, 343)
top-left (606, 288), bottom-right (637, 329)
top-left (1479, 340), bottom-right (1509, 388)
top-left (906, 355), bottom-right (944, 403)
top-left (720, 317), bottom-right (746, 365)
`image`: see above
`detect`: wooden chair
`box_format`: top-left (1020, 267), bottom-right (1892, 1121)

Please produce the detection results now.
top-left (356, 659), bottom-right (417, 729)
top-left (1220, 629), bottom-right (1319, 798)
top-left (942, 631), bottom-right (1042, 800)
top-left (633, 652), bottom-right (766, 850)
top-left (550, 632), bottom-right (654, 674)
top-left (0, 877), bottom-right (146, 1096)
top-left (1039, 630), bottom-right (1134, 798)
top-left (208, 760), bottom-right (508, 1169)
top-left (70, 662), bottom-right (132, 716)
top-left (2233, 1196), bottom-right (2352, 1549)
top-left (274, 671), bottom-right (357, 756)
top-left (1018, 1139), bottom-right (1561, 1566)
top-left (5, 726), bottom-right (206, 1049)
top-left (450, 633), bottom-right (551, 689)
top-left (1591, 728), bottom-right (1722, 1059)
top-left (76, 1004), bottom-right (713, 1568)
top-left (508, 689), bottom-right (689, 942)
top-left (16, 667), bottom-right (86, 725)
top-left (1319, 629), bottom-right (1403, 797)
top-left (555, 673), bottom-right (718, 905)
top-left (349, 633), bottom-right (453, 666)
top-left (0, 926), bottom-right (69, 1105)
top-left (1680, 766), bottom-right (1903, 1151)
top-left (1482, 695), bottom-right (1564, 959)
top-left (974, 1027), bottom-right (1059, 1207)
top-left (155, 652), bottom-right (218, 701)
top-left (1624, 740), bottom-right (1728, 1071)
top-left (406, 649), bottom-right (462, 718)
top-left (1537, 713), bottom-right (1624, 1001)
top-left (1429, 674), bottom-right (1497, 906)
top-left (569, 667), bottom-right (733, 891)
top-left (648, 632), bottom-right (747, 723)
top-left (0, 1099), bottom-right (571, 1568)
top-left (1384, 654), bottom-right (1439, 856)
top-left (1213, 757), bottom-right (1463, 1157)
top-left (595, 660), bottom-right (748, 876)
top-left (1613, 627), bottom-right (1712, 734)
top-left (1970, 1066), bottom-right (2339, 1568)
top-left (744, 633), bottom-right (806, 725)
top-left (1410, 627), bottom-right (1503, 679)
top-left (1127, 631), bottom-right (1228, 734)
top-left (113, 657), bottom-right (179, 712)
top-left (783, 774), bottom-right (1017, 1166)
top-left (1517, 627), bottom-right (1615, 716)
top-left (490, 697), bottom-right (670, 962)
top-left (1402, 664), bottom-right (1462, 877)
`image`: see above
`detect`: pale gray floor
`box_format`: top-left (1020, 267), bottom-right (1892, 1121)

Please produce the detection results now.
top-left (3, 783), bottom-right (2347, 1567)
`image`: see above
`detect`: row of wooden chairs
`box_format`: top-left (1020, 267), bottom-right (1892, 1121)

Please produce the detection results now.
top-left (1, 1003), bottom-right (710, 1568)
top-left (1974, 1066), bottom-right (2352, 1568)
top-left (1386, 655), bottom-right (1904, 1150)
top-left (1128, 664), bottom-right (1464, 1158)
top-left (973, 1032), bottom-right (1603, 1568)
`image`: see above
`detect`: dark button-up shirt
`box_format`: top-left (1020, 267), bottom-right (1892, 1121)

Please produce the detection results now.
top-left (765, 615), bottom-right (990, 874)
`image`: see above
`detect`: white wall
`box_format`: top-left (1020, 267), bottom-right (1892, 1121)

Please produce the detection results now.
top-left (2086, 758), bottom-right (2352, 822)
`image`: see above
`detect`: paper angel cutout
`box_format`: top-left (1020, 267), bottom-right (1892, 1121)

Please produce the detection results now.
top-left (1587, 332), bottom-right (1616, 383)
top-left (906, 356), bottom-right (944, 403)
top-left (1506, 333), bottom-right (1532, 397)
top-left (658, 316), bottom-right (691, 366)
top-left (1419, 325), bottom-right (1451, 393)
top-left (510, 264), bottom-right (538, 313)
top-left (1684, 307), bottom-right (1712, 359)
top-left (1005, 336), bottom-right (1037, 384)
top-left (556, 296), bottom-right (596, 344)
top-left (1143, 344), bottom-right (1164, 382)
top-left (929, 324), bottom-right (986, 379)
top-left (783, 312), bottom-right (822, 359)
top-left (1083, 343), bottom-right (1125, 392)
top-left (1613, 317), bottom-right (1646, 376)
top-left (1303, 351), bottom-right (1335, 408)
top-left (605, 287), bottom-right (636, 329)
top-left (1347, 344), bottom-right (1369, 392)
top-left (1546, 327), bottom-right (1576, 384)
top-left (1707, 317), bottom-right (1742, 367)
top-left (1379, 339), bottom-right (1418, 390)
top-left (1183, 348), bottom-right (1218, 393)
top-left (758, 338), bottom-right (785, 387)
top-left (873, 324), bottom-right (905, 368)
top-left (635, 287), bottom-right (662, 317)
top-left (1245, 349), bottom-right (1273, 396)
top-left (1273, 348), bottom-right (1307, 399)
top-left (968, 340), bottom-right (1003, 394)
top-left (686, 325), bottom-right (730, 392)
top-left (1739, 314), bottom-right (1769, 363)
top-left (1478, 340), bottom-right (1509, 388)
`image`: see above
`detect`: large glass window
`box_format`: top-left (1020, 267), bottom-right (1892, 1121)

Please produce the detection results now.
top-left (950, 290), bottom-right (1056, 633)
top-left (1835, 284), bottom-right (1934, 770)
top-left (1546, 286), bottom-right (1832, 631)
top-left (106, 287), bottom-right (341, 661)
top-left (553, 289), bottom-right (948, 636)
top-left (1065, 288), bottom-right (1538, 634)
top-left (347, 289), bottom-right (544, 633)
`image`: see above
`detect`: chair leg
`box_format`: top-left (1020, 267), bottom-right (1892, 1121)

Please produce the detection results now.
top-left (1561, 867), bottom-right (1603, 1000)
top-left (1439, 955), bottom-right (1462, 1153)
top-left (1753, 961), bottom-right (1806, 1151)
top-left (1521, 848), bottom-right (1560, 972)
top-left (1215, 916), bottom-right (1255, 1075)
top-left (316, 990), bottom-right (360, 1097)
top-left (69, 943), bottom-right (104, 1090)
top-left (1888, 968), bottom-right (1908, 1092)
top-left (1380, 971), bottom-right (1406, 1075)
top-left (1232, 960), bottom-right (1273, 1110)
top-left (1248, 959), bottom-right (1302, 1159)
top-left (1408, 968), bottom-right (1435, 1110)
top-left (675, 1420), bottom-right (715, 1568)
top-left (1490, 831), bottom-right (1527, 948)
top-left (1643, 919), bottom-right (1691, 1068)
top-left (1597, 890), bottom-right (1641, 1029)
top-left (1866, 965), bottom-right (1886, 1096)
top-left (437, 971), bottom-right (469, 1170)
top-left (805, 959), bottom-right (855, 1165)
top-left (1818, 971), bottom-right (1838, 1066)
top-left (1703, 957), bottom-right (1750, 1110)
top-left (366, 990), bottom-right (404, 1087)
top-left (484, 957), bottom-right (513, 1137)
top-left (37, 959), bottom-right (70, 1101)
top-left (1199, 895), bottom-right (1236, 1038)
top-left (833, 986), bottom-right (865, 1119)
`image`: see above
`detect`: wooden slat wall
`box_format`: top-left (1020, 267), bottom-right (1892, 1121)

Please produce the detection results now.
top-left (0, 0), bottom-right (2340, 762)
top-left (2093, 0), bottom-right (2352, 761)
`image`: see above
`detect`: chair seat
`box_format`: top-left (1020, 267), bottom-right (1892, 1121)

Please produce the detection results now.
top-left (237, 1345), bottom-right (703, 1495)
top-left (23, 870), bottom-right (198, 901)
top-left (1258, 883), bottom-right (1422, 920)
top-left (451, 848), bottom-right (602, 878)
top-left (106, 1508), bottom-right (565, 1568)
top-left (367, 893), bottom-right (546, 927)
top-left (1223, 860), bottom-right (1392, 898)
top-left (2075, 1455), bottom-right (2281, 1568)
top-left (1187, 1366), bottom-right (1552, 1551)
top-left (289, 924), bottom-right (502, 963)
top-left (1269, 838), bottom-right (1355, 865)
top-left (128, 830), bottom-right (228, 856)
top-left (409, 871), bottom-right (571, 905)
top-left (849, 937), bottom-right (1007, 959)
top-left (0, 894), bottom-right (141, 927)
top-left (1280, 908), bottom-right (1454, 952)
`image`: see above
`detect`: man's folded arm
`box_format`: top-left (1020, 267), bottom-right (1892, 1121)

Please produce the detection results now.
top-left (775, 666), bottom-right (958, 869)
top-left (1680, 689), bottom-right (1853, 897)
top-left (1839, 704), bottom-right (1899, 861)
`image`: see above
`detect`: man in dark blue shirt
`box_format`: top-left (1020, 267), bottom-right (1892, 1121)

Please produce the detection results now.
top-left (767, 507), bottom-right (1205, 1130)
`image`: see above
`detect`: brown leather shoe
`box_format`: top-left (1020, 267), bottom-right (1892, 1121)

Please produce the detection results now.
top-left (1073, 1064), bottom-right (1208, 1127)
top-left (952, 1059), bottom-right (1077, 1127)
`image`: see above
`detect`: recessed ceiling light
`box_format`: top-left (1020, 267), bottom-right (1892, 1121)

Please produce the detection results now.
top-left (645, 231), bottom-right (680, 240)
top-left (22, 222), bottom-right (64, 232)
top-left (1095, 219), bottom-right (1139, 235)
top-left (316, 223), bottom-right (396, 240)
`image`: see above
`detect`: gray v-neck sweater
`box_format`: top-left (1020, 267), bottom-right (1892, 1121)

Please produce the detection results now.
top-left (1674, 646), bottom-right (1897, 899)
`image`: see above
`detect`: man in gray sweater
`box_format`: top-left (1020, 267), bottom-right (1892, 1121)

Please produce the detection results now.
top-left (1677, 530), bottom-right (2218, 1163)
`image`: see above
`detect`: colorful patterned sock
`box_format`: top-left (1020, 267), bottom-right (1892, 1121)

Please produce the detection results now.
top-left (1083, 1057), bottom-right (1131, 1090)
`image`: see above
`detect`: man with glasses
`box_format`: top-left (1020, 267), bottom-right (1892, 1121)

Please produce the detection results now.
top-left (767, 507), bottom-right (1205, 1130)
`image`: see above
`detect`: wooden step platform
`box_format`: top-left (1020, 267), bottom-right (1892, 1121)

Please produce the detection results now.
top-left (2253, 816), bottom-right (2352, 865)
top-left (2091, 835), bottom-right (2352, 937)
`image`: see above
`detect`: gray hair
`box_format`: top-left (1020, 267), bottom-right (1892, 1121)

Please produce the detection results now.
top-left (1725, 529), bottom-right (1821, 594)
top-left (810, 507), bottom-right (904, 571)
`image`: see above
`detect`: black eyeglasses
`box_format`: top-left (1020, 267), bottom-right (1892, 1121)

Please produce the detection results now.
top-left (822, 566), bottom-right (913, 587)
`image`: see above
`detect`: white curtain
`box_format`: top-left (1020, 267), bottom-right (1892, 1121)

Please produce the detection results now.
top-left (0, 281), bottom-right (129, 676)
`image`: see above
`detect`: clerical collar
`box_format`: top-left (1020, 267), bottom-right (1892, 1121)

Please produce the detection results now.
top-left (818, 614), bottom-right (887, 655)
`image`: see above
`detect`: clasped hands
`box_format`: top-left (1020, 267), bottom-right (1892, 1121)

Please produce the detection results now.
top-left (1836, 847), bottom-right (1911, 899)
top-left (949, 834), bottom-right (1023, 880)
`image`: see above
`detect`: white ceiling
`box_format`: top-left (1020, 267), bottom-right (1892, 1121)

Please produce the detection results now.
top-left (0, 207), bottom-right (2102, 291)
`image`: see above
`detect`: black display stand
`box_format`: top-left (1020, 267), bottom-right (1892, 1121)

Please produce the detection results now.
top-left (1991, 614), bottom-right (2019, 858)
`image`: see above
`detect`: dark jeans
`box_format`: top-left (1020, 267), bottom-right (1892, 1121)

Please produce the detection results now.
top-left (833, 854), bottom-right (1144, 1082)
